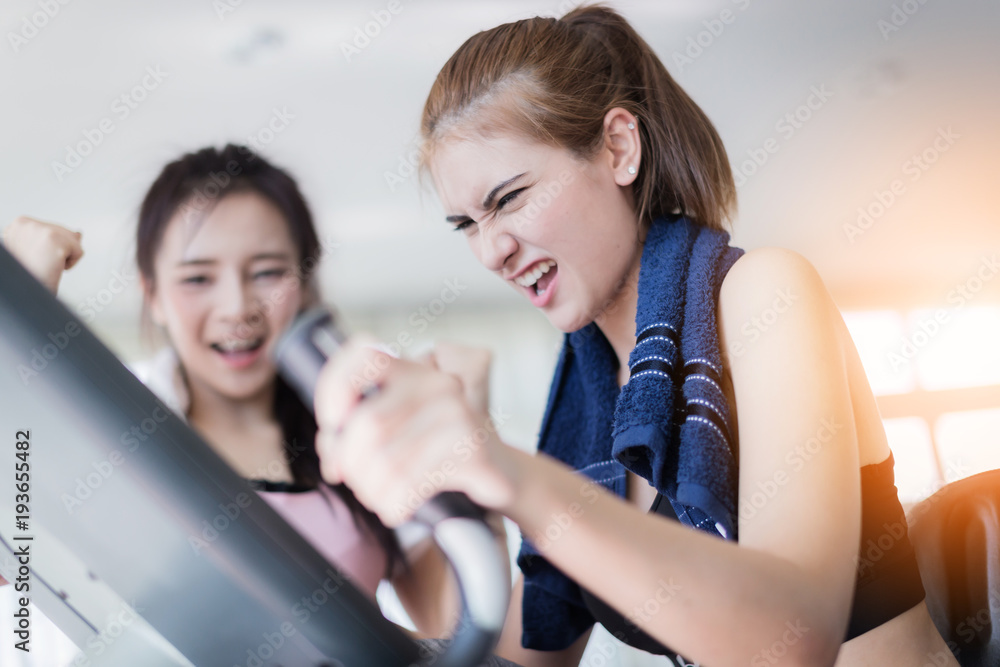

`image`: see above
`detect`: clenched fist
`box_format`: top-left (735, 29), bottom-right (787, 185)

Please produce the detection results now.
top-left (2, 217), bottom-right (84, 293)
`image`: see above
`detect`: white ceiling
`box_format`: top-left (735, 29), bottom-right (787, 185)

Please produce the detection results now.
top-left (2, 0), bottom-right (998, 326)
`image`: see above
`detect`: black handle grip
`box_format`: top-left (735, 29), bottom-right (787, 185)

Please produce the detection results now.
top-left (273, 307), bottom-right (509, 667)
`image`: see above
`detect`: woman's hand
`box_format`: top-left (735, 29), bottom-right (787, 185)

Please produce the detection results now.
top-left (2, 217), bottom-right (84, 293)
top-left (313, 338), bottom-right (516, 526)
top-left (418, 341), bottom-right (493, 416)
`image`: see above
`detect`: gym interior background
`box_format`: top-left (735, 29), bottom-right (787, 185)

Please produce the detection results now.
top-left (1, 1), bottom-right (998, 664)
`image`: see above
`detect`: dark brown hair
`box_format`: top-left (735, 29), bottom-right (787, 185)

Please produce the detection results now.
top-left (136, 144), bottom-right (401, 574)
top-left (420, 4), bottom-right (736, 230)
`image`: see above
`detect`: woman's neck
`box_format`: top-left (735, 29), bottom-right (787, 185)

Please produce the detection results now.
top-left (184, 375), bottom-right (293, 482)
top-left (596, 255), bottom-right (642, 388)
top-left (186, 377), bottom-right (276, 434)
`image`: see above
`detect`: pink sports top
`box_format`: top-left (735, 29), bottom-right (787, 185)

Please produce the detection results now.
top-left (251, 480), bottom-right (387, 600)
top-left (129, 348), bottom-right (432, 601)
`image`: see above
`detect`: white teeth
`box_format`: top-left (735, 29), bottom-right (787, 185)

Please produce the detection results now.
top-left (215, 337), bottom-right (262, 353)
top-left (515, 260), bottom-right (556, 287)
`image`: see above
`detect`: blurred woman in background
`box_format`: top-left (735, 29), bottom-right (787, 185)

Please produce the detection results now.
top-left (2, 144), bottom-right (471, 639)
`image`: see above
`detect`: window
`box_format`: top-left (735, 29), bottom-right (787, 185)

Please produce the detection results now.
top-left (844, 306), bottom-right (1000, 505)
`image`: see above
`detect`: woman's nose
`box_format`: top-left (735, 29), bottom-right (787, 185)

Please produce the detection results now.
top-left (478, 225), bottom-right (519, 273)
top-left (216, 273), bottom-right (258, 322)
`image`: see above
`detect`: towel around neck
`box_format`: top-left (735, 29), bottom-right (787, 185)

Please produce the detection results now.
top-left (535, 214), bottom-right (744, 537)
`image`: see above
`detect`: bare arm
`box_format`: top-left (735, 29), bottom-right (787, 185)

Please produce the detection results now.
top-left (491, 248), bottom-right (858, 665)
top-left (494, 576), bottom-right (592, 667)
top-left (392, 541), bottom-right (461, 638)
top-left (314, 248), bottom-right (859, 666)
top-left (391, 343), bottom-right (513, 638)
top-left (392, 511), bottom-right (509, 639)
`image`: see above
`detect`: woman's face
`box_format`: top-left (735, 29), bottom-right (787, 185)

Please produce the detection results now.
top-left (429, 130), bottom-right (643, 333)
top-left (147, 190), bottom-right (305, 402)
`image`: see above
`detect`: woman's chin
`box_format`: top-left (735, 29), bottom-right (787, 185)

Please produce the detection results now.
top-left (195, 367), bottom-right (275, 403)
top-left (217, 380), bottom-right (273, 402)
top-left (544, 307), bottom-right (594, 335)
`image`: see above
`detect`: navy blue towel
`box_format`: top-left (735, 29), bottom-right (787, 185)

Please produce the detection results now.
top-left (517, 215), bottom-right (744, 651)
top-left (612, 214), bottom-right (743, 539)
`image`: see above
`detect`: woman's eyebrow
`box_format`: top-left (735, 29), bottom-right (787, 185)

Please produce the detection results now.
top-left (249, 252), bottom-right (293, 262)
top-left (176, 258), bottom-right (215, 267)
top-left (482, 172), bottom-right (527, 209)
top-left (445, 172), bottom-right (528, 224)
top-left (176, 252), bottom-right (292, 267)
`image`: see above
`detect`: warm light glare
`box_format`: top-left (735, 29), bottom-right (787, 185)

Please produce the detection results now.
top-left (847, 306), bottom-right (1000, 504)
top-left (842, 310), bottom-right (915, 396)
top-left (935, 408), bottom-right (1000, 481)
top-left (881, 417), bottom-right (939, 505)
top-left (912, 306), bottom-right (1000, 391)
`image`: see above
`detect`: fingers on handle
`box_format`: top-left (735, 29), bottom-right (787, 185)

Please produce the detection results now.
top-left (313, 335), bottom-right (387, 433)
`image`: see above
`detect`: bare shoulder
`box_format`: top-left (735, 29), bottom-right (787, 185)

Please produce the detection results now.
top-left (720, 246), bottom-right (828, 308)
top-left (717, 247), bottom-right (838, 365)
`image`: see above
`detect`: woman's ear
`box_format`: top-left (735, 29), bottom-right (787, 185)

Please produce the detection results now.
top-left (603, 107), bottom-right (642, 187)
top-left (301, 279), bottom-right (320, 310)
top-left (141, 275), bottom-right (166, 327)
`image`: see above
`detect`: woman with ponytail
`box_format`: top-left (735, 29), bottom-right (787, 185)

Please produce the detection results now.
top-left (313, 5), bottom-right (959, 666)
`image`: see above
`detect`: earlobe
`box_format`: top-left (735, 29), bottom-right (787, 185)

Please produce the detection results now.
top-left (149, 302), bottom-right (165, 328)
top-left (142, 277), bottom-right (166, 327)
top-left (604, 108), bottom-right (642, 186)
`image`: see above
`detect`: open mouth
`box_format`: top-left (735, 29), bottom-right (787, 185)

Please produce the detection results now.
top-left (515, 260), bottom-right (557, 297)
top-left (210, 336), bottom-right (266, 368)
